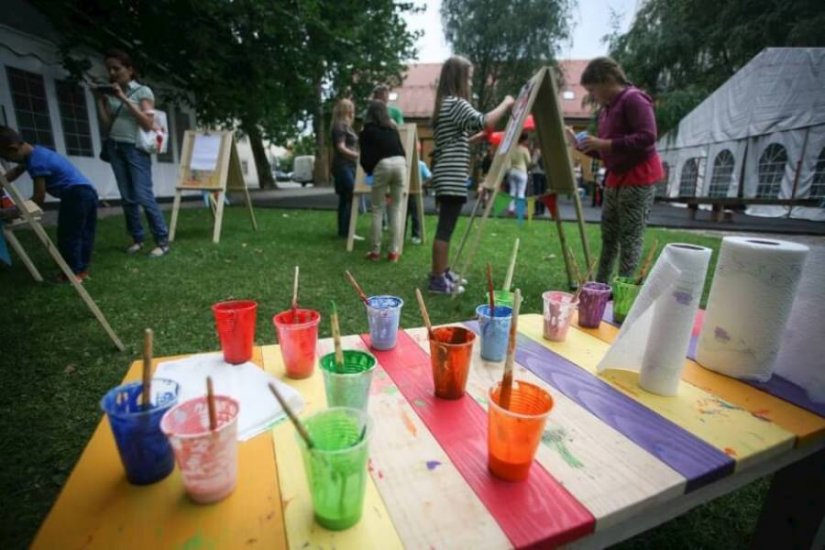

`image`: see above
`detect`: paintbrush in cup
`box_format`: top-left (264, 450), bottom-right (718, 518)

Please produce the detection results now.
top-left (206, 376), bottom-right (217, 431)
top-left (499, 288), bottom-right (522, 410)
top-left (502, 237), bottom-right (520, 292)
top-left (415, 288), bottom-right (434, 339)
top-left (141, 328), bottom-right (153, 407)
top-left (344, 270), bottom-right (369, 304)
top-left (636, 240), bottom-right (659, 284)
top-left (268, 383), bottom-right (314, 449)
top-left (573, 257), bottom-right (599, 302)
top-left (331, 301), bottom-right (344, 373)
top-left (291, 265), bottom-right (300, 321)
top-left (486, 263), bottom-right (496, 317)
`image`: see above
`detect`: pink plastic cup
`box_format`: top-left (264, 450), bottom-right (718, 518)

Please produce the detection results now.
top-left (542, 291), bottom-right (578, 342)
top-left (273, 309), bottom-right (321, 379)
top-left (212, 300), bottom-right (257, 364)
top-left (160, 395), bottom-right (240, 504)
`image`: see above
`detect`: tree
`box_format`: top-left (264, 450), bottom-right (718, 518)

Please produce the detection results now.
top-left (441, 0), bottom-right (574, 115)
top-left (607, 0), bottom-right (825, 134)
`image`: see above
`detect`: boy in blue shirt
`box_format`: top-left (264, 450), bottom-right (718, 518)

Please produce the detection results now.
top-left (0, 126), bottom-right (98, 282)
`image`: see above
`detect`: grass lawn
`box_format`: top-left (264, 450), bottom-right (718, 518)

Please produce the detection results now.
top-left (1, 206), bottom-right (767, 548)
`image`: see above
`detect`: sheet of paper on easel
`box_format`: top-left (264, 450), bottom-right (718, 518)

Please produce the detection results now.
top-left (191, 134), bottom-right (222, 171)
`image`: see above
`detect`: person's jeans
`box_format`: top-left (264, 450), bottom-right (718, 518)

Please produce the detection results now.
top-left (334, 165), bottom-right (355, 238)
top-left (107, 140), bottom-right (169, 246)
top-left (57, 185), bottom-right (98, 273)
top-left (370, 156), bottom-right (407, 254)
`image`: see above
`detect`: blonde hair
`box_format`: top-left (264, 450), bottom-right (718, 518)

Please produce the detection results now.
top-left (331, 98), bottom-right (354, 132)
top-left (581, 57), bottom-right (630, 87)
top-left (432, 55), bottom-right (473, 127)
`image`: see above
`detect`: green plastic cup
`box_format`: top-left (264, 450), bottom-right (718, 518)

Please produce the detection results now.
top-left (319, 350), bottom-right (377, 411)
top-left (611, 276), bottom-right (642, 324)
top-left (493, 290), bottom-right (514, 308)
top-left (298, 408), bottom-right (370, 530)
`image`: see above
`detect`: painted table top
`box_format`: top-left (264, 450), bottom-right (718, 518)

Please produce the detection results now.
top-left (33, 315), bottom-right (825, 549)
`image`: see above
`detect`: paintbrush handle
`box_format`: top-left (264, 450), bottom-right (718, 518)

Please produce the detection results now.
top-left (415, 288), bottom-right (433, 337)
top-left (345, 270), bottom-right (369, 303)
top-left (142, 329), bottom-right (153, 406)
top-left (206, 376), bottom-right (217, 431)
top-left (332, 311), bottom-right (344, 366)
top-left (503, 238), bottom-right (520, 291)
top-left (500, 289), bottom-right (521, 410)
top-left (269, 383), bottom-right (313, 449)
top-left (292, 265), bottom-right (300, 308)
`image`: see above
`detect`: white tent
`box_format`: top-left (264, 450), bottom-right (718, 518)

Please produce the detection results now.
top-left (657, 48), bottom-right (825, 221)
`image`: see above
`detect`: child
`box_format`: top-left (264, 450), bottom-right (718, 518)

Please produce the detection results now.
top-left (0, 126), bottom-right (98, 282)
top-left (428, 56), bottom-right (514, 294)
top-left (569, 57), bottom-right (663, 283)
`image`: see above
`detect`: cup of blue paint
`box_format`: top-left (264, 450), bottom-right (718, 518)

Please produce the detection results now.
top-left (365, 295), bottom-right (404, 350)
top-left (476, 304), bottom-right (513, 362)
top-left (100, 378), bottom-right (180, 485)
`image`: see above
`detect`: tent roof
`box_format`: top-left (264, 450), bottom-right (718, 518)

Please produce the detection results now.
top-left (659, 48), bottom-right (825, 150)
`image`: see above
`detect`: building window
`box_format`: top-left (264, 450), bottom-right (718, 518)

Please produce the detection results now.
top-left (241, 160), bottom-right (249, 175)
top-left (811, 148), bottom-right (825, 199)
top-left (562, 90), bottom-right (575, 100)
top-left (656, 162), bottom-right (669, 197)
top-left (679, 158), bottom-right (700, 197)
top-left (7, 67), bottom-right (55, 149)
top-left (756, 143), bottom-right (787, 198)
top-left (708, 149), bottom-right (734, 198)
top-left (54, 79), bottom-right (93, 157)
top-left (155, 104), bottom-right (173, 163)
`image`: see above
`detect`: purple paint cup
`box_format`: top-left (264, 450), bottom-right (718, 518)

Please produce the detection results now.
top-left (577, 282), bottom-right (611, 328)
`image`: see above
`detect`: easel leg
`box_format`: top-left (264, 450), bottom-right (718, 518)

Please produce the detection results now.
top-left (416, 191), bottom-right (426, 244)
top-left (212, 190), bottom-right (226, 244)
top-left (242, 186), bottom-right (258, 231)
top-left (169, 191), bottom-right (182, 242)
top-left (571, 191), bottom-right (592, 269)
top-left (4, 227), bottom-right (44, 282)
top-left (456, 187), bottom-right (498, 287)
top-left (398, 192), bottom-right (409, 255)
top-left (554, 208), bottom-right (575, 289)
top-left (346, 193), bottom-right (360, 252)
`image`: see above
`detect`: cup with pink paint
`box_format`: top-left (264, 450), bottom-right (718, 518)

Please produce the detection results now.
top-left (161, 395), bottom-right (240, 504)
top-left (542, 291), bottom-right (578, 342)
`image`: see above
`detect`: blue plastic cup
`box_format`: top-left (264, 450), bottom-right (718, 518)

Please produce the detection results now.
top-left (476, 304), bottom-right (513, 362)
top-left (365, 296), bottom-right (404, 350)
top-left (100, 378), bottom-right (180, 485)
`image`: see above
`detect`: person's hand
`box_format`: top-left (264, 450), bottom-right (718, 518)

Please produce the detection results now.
top-left (503, 95), bottom-right (515, 110)
top-left (112, 84), bottom-right (128, 102)
top-left (469, 130), bottom-right (486, 144)
top-left (579, 136), bottom-right (611, 153)
top-left (564, 126), bottom-right (576, 146)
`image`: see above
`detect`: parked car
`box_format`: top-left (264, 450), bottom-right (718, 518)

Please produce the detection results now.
top-left (273, 169), bottom-right (293, 182)
top-left (292, 155), bottom-right (315, 187)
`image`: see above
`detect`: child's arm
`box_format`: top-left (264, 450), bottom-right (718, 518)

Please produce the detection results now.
top-left (1, 164), bottom-right (26, 183)
top-left (483, 95), bottom-right (515, 130)
top-left (31, 177), bottom-right (46, 207)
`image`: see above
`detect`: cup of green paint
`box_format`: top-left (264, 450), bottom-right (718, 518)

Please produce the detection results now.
top-left (319, 350), bottom-right (377, 411)
top-left (611, 276), bottom-right (642, 324)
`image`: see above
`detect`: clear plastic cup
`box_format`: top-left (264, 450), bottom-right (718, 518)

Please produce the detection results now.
top-left (475, 304), bottom-right (513, 362)
top-left (429, 326), bottom-right (476, 399)
top-left (319, 350), bottom-right (377, 411)
top-left (365, 296), bottom-right (404, 350)
top-left (611, 276), bottom-right (642, 324)
top-left (578, 282), bottom-right (611, 328)
top-left (273, 309), bottom-right (321, 379)
top-left (542, 291), bottom-right (579, 342)
top-left (212, 300), bottom-right (257, 364)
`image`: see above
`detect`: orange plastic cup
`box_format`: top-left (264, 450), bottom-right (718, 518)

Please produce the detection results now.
top-left (487, 380), bottom-right (554, 481)
top-left (428, 326), bottom-right (476, 400)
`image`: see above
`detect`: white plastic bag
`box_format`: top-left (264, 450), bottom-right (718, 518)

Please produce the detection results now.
top-left (136, 109), bottom-right (169, 155)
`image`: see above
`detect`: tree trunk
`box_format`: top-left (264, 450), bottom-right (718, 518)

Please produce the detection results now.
top-left (312, 75), bottom-right (330, 186)
top-left (243, 122), bottom-right (276, 189)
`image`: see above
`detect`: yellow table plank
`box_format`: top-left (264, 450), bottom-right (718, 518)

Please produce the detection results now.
top-left (575, 313), bottom-right (825, 447)
top-left (407, 326), bottom-right (686, 531)
top-left (33, 348), bottom-right (287, 550)
top-left (261, 344), bottom-right (404, 550)
top-left (519, 315), bottom-right (796, 471)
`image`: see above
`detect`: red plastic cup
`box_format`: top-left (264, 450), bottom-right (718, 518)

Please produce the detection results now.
top-left (273, 309), bottom-right (321, 379)
top-left (212, 300), bottom-right (257, 364)
top-left (428, 326), bottom-right (476, 399)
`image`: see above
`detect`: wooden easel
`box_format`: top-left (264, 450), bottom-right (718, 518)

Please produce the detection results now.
top-left (346, 123), bottom-right (426, 253)
top-left (453, 67), bottom-right (592, 289)
top-left (169, 130), bottom-right (257, 244)
top-left (0, 177), bottom-right (125, 351)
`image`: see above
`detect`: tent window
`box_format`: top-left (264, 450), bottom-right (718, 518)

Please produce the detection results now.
top-left (811, 148), bottom-right (825, 199)
top-left (708, 150), bottom-right (734, 197)
top-left (679, 158), bottom-right (700, 197)
top-left (756, 143), bottom-right (787, 198)
top-left (656, 162), bottom-right (669, 197)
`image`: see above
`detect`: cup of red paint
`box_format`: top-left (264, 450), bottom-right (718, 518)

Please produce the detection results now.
top-left (273, 309), bottom-right (321, 379)
top-left (212, 300), bottom-right (257, 364)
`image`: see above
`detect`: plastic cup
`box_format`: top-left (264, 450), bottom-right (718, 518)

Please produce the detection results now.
top-left (487, 380), bottom-right (554, 482)
top-left (542, 291), bottom-right (579, 342)
top-left (493, 290), bottom-right (514, 308)
top-left (100, 379), bottom-right (179, 485)
top-left (611, 276), bottom-right (642, 324)
top-left (212, 300), bottom-right (257, 364)
top-left (476, 304), bottom-right (513, 362)
top-left (577, 282), bottom-right (611, 328)
top-left (298, 407), bottom-right (370, 530)
top-left (160, 395), bottom-right (240, 504)
top-left (320, 350), bottom-right (377, 411)
top-left (365, 296), bottom-right (404, 350)
top-left (429, 326), bottom-right (476, 399)
top-left (273, 309), bottom-right (321, 379)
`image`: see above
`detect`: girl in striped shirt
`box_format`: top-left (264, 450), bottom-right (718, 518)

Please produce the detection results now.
top-left (429, 56), bottom-right (514, 294)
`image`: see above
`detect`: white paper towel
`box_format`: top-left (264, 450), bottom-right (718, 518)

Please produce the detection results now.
top-left (696, 237), bottom-right (808, 382)
top-left (597, 243), bottom-right (711, 396)
top-left (154, 353), bottom-right (304, 441)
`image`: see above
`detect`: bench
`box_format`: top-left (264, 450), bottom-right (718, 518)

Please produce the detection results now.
top-left (655, 197), bottom-right (822, 222)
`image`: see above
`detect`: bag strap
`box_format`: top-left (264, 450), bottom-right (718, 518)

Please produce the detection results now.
top-left (104, 85), bottom-right (145, 137)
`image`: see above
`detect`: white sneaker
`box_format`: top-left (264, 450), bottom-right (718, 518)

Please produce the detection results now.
top-left (353, 234), bottom-right (365, 241)
top-left (445, 268), bottom-right (468, 286)
top-left (125, 242), bottom-right (144, 254)
top-left (148, 245), bottom-right (170, 257)
top-left (411, 236), bottom-right (422, 245)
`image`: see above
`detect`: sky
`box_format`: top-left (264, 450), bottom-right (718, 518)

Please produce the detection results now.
top-left (403, 0), bottom-right (639, 63)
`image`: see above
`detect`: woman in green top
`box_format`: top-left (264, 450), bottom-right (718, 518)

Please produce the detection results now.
top-left (95, 49), bottom-right (169, 257)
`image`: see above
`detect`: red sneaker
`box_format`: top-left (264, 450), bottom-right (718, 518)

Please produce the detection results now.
top-left (365, 251), bottom-right (381, 262)
top-left (387, 252), bottom-right (400, 263)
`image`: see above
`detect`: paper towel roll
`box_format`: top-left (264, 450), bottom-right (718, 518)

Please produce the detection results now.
top-left (696, 237), bottom-right (808, 382)
top-left (597, 243), bottom-right (711, 396)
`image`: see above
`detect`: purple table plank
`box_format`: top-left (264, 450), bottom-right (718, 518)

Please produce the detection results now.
top-left (465, 321), bottom-right (733, 492)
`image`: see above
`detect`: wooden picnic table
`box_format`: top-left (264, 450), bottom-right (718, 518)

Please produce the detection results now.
top-left (32, 315), bottom-right (825, 549)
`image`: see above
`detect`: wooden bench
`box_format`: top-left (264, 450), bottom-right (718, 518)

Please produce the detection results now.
top-left (656, 197), bottom-right (822, 222)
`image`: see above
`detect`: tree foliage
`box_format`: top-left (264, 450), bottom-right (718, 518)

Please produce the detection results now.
top-left (607, 0), bottom-right (825, 134)
top-left (441, 0), bottom-right (573, 115)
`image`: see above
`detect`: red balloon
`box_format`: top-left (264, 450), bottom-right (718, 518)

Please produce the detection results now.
top-left (488, 131), bottom-right (504, 146)
top-left (523, 114), bottom-right (535, 131)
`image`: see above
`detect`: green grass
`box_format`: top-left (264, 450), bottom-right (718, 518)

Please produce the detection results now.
top-left (1, 206), bottom-right (766, 548)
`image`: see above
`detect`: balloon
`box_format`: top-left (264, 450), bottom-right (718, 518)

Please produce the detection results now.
top-left (488, 131), bottom-right (504, 146)
top-left (523, 114), bottom-right (535, 131)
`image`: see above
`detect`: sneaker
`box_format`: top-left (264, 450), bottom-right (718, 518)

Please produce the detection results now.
top-left (365, 251), bottom-right (381, 261)
top-left (353, 234), bottom-right (365, 241)
top-left (55, 271), bottom-right (89, 284)
top-left (411, 236), bottom-right (422, 245)
top-left (148, 245), bottom-right (170, 258)
top-left (445, 267), bottom-right (468, 286)
top-left (428, 274), bottom-right (465, 295)
top-left (125, 242), bottom-right (144, 254)
top-left (387, 252), bottom-right (400, 263)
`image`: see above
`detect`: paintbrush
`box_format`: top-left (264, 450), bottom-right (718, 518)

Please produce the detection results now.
top-left (498, 288), bottom-right (522, 410)
top-left (206, 376), bottom-right (217, 431)
top-left (268, 383), bottom-right (314, 449)
top-left (502, 238), bottom-right (520, 292)
top-left (486, 263), bottom-right (496, 318)
top-left (636, 240), bottom-right (659, 284)
top-left (415, 288), bottom-right (434, 339)
top-left (344, 270), bottom-right (369, 304)
top-left (141, 328), bottom-right (153, 407)
top-left (331, 300), bottom-right (344, 373)
top-left (573, 256), bottom-right (599, 302)
top-left (291, 265), bottom-right (300, 321)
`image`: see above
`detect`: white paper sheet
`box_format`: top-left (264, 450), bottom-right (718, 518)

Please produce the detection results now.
top-left (190, 134), bottom-right (222, 171)
top-left (154, 353), bottom-right (304, 441)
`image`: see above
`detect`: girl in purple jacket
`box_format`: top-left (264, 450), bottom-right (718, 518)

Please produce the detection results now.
top-left (572, 57), bottom-right (663, 283)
